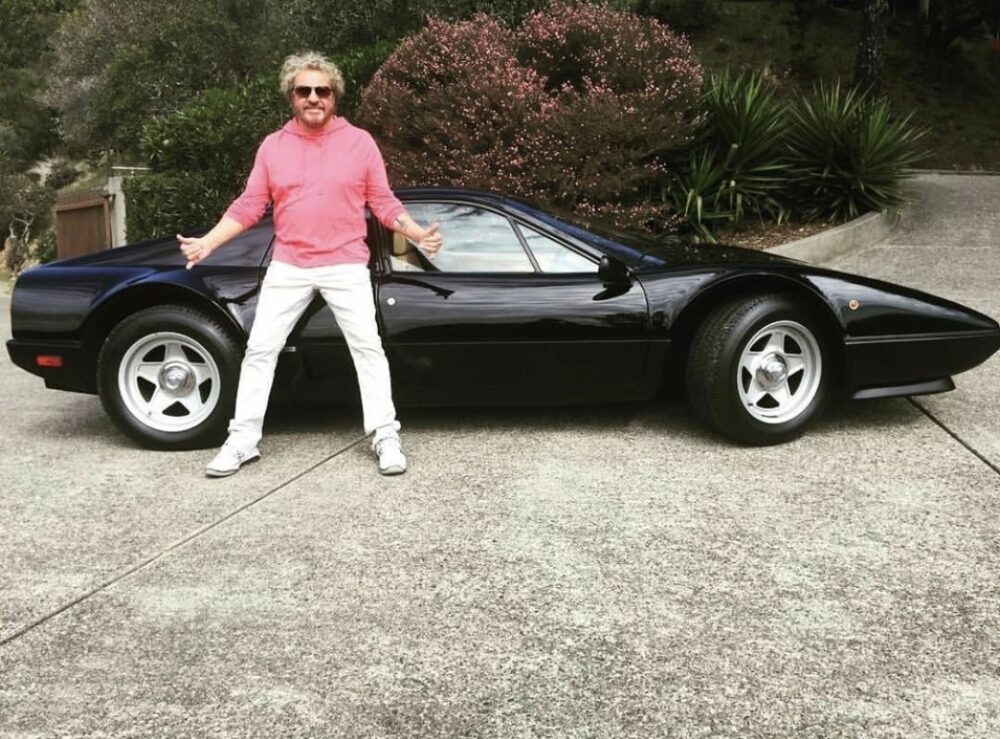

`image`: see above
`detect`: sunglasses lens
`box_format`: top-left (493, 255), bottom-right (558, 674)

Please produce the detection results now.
top-left (294, 86), bottom-right (333, 99)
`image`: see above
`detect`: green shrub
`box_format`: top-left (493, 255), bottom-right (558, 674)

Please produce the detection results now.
top-left (35, 230), bottom-right (58, 264)
top-left (139, 75), bottom-right (286, 196)
top-left (124, 173), bottom-right (231, 241)
top-left (333, 41), bottom-right (399, 117)
top-left (669, 69), bottom-right (791, 240)
top-left (668, 148), bottom-right (730, 241)
top-left (786, 83), bottom-right (924, 221)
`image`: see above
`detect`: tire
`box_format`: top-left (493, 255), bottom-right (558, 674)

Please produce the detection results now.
top-left (97, 305), bottom-right (242, 450)
top-left (686, 293), bottom-right (830, 445)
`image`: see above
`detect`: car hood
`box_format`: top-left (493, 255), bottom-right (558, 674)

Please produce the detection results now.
top-left (624, 239), bottom-right (800, 271)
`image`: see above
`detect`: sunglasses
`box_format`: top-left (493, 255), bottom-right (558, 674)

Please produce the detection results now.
top-left (293, 85), bottom-right (333, 99)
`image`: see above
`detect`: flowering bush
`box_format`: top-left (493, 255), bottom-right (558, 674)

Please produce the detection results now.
top-left (359, 2), bottom-right (703, 230)
top-left (359, 16), bottom-right (551, 193)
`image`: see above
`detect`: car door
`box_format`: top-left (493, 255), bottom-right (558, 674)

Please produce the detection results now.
top-left (375, 201), bottom-right (651, 406)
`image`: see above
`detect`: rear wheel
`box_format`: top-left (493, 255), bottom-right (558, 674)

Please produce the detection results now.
top-left (686, 293), bottom-right (830, 445)
top-left (97, 306), bottom-right (242, 449)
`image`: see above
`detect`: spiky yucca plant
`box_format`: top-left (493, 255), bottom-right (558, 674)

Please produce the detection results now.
top-left (787, 83), bottom-right (924, 222)
top-left (669, 69), bottom-right (791, 240)
top-left (670, 148), bottom-right (729, 242)
top-left (698, 68), bottom-right (791, 225)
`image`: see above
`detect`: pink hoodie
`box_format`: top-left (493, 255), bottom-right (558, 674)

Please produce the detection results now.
top-left (224, 117), bottom-right (405, 267)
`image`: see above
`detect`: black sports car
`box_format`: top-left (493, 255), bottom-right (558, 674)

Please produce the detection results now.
top-left (7, 188), bottom-right (1000, 449)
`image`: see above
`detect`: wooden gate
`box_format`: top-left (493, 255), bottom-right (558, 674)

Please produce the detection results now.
top-left (55, 189), bottom-right (111, 259)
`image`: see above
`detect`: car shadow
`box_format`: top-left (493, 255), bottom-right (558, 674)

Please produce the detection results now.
top-left (265, 395), bottom-right (925, 446)
top-left (13, 394), bottom-right (926, 453)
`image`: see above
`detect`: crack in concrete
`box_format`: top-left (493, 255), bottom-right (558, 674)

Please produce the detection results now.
top-left (0, 436), bottom-right (367, 649)
top-left (908, 397), bottom-right (1000, 477)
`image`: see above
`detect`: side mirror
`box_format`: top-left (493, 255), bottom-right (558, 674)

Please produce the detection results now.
top-left (598, 255), bottom-right (631, 287)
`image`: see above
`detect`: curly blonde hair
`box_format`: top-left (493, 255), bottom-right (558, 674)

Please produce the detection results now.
top-left (279, 51), bottom-right (346, 101)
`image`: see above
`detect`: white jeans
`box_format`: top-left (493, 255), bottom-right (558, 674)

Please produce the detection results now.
top-left (227, 260), bottom-right (399, 449)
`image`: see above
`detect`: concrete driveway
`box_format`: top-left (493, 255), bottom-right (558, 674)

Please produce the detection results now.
top-left (1, 173), bottom-right (998, 738)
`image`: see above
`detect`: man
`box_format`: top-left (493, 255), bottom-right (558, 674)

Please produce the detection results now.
top-left (178, 51), bottom-right (441, 478)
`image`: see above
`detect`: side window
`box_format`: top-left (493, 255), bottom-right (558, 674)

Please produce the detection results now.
top-left (518, 225), bottom-right (596, 273)
top-left (394, 203), bottom-right (534, 273)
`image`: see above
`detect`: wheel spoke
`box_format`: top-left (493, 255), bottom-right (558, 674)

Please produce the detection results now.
top-left (163, 341), bottom-right (187, 363)
top-left (136, 362), bottom-right (162, 385)
top-left (770, 384), bottom-right (791, 407)
top-left (744, 380), bottom-right (768, 406)
top-left (764, 330), bottom-right (785, 355)
top-left (175, 391), bottom-right (204, 416)
top-left (191, 363), bottom-right (214, 387)
top-left (147, 389), bottom-right (175, 415)
top-left (785, 356), bottom-right (805, 377)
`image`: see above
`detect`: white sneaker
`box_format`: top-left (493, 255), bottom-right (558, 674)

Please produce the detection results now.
top-left (373, 435), bottom-right (407, 476)
top-left (205, 441), bottom-right (260, 478)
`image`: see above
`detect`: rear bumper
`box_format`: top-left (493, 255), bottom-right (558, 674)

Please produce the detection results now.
top-left (6, 338), bottom-right (95, 393)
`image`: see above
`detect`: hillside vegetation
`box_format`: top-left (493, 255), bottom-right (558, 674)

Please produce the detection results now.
top-left (686, 1), bottom-right (1000, 170)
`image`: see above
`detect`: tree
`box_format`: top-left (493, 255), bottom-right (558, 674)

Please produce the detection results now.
top-left (50, 0), bottom-right (292, 154)
top-left (0, 162), bottom-right (55, 273)
top-left (0, 0), bottom-right (78, 166)
top-left (854, 0), bottom-right (890, 95)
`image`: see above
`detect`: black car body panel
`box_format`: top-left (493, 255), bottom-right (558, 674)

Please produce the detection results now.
top-left (7, 188), bottom-right (1000, 409)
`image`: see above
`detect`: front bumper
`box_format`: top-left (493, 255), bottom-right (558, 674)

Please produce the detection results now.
top-left (845, 328), bottom-right (1000, 399)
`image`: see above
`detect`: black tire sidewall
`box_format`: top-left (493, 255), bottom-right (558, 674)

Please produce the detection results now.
top-left (97, 306), bottom-right (242, 450)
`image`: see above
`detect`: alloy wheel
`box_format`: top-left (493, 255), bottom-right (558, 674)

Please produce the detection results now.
top-left (117, 331), bottom-right (222, 433)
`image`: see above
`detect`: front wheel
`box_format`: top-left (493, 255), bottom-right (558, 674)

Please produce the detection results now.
top-left (97, 305), bottom-right (242, 450)
top-left (686, 293), bottom-right (831, 445)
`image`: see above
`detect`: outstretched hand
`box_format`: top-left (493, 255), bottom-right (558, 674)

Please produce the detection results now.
top-left (177, 234), bottom-right (214, 270)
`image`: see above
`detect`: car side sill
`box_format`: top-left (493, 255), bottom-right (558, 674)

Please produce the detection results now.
top-left (851, 377), bottom-right (955, 400)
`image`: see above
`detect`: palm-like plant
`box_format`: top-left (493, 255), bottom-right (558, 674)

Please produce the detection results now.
top-left (669, 69), bottom-right (791, 239)
top-left (786, 82), bottom-right (924, 221)
top-left (670, 148), bottom-right (729, 242)
top-left (698, 68), bottom-right (792, 225)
